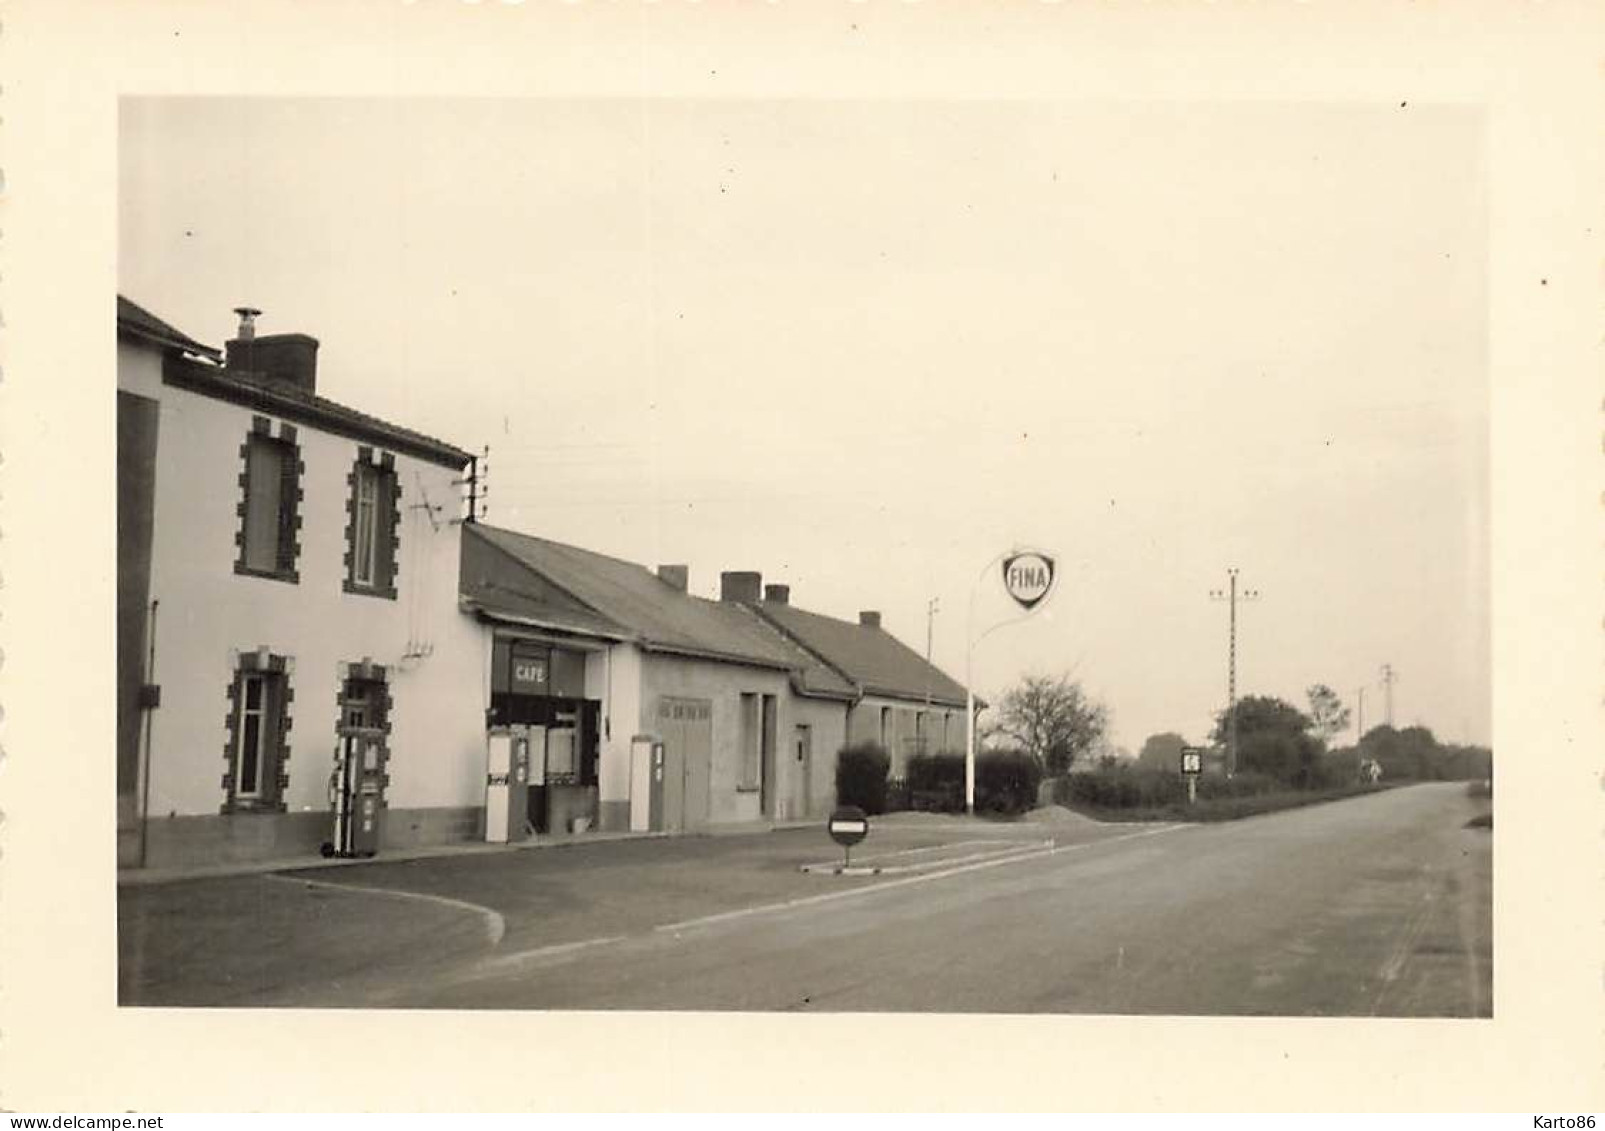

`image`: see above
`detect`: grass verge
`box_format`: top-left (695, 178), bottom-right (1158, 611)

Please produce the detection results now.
top-left (1067, 782), bottom-right (1397, 823)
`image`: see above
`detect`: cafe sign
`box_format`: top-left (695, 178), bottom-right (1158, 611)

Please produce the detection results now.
top-left (510, 652), bottom-right (550, 695)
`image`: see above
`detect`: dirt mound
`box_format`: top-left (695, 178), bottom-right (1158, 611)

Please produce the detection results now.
top-left (1023, 805), bottom-right (1112, 830)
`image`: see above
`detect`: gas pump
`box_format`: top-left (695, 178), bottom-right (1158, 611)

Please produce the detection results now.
top-left (485, 725), bottom-right (533, 843)
top-left (324, 726), bottom-right (386, 858)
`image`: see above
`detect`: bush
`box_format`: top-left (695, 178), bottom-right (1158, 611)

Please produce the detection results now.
top-left (976, 748), bottom-right (1043, 815)
top-left (906, 751), bottom-right (965, 792)
top-left (906, 752), bottom-right (964, 811)
top-left (835, 742), bottom-right (891, 815)
top-left (1195, 770), bottom-right (1280, 800)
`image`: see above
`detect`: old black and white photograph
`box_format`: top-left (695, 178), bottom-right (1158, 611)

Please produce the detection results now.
top-left (114, 95), bottom-right (1494, 1015)
top-left (4, 0), bottom-right (1601, 1116)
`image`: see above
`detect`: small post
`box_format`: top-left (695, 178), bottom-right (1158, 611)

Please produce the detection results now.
top-left (1181, 745), bottom-right (1202, 807)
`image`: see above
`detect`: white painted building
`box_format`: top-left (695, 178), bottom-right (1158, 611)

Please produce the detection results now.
top-left (459, 526), bottom-right (857, 837)
top-left (748, 601), bottom-right (973, 780)
top-left (117, 298), bottom-right (484, 868)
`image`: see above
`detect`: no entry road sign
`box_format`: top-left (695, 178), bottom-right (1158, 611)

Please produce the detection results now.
top-left (828, 806), bottom-right (869, 868)
top-left (828, 807), bottom-right (869, 846)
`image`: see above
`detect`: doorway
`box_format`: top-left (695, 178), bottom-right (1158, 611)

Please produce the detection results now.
top-left (792, 724), bottom-right (813, 819)
top-left (657, 697), bottom-right (711, 833)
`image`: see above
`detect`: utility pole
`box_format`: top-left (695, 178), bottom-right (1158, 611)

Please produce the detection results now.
top-left (1354, 686), bottom-right (1366, 746)
top-left (923, 597), bottom-right (939, 754)
top-left (1209, 568), bottom-right (1259, 777)
top-left (458, 445), bottom-right (490, 524)
top-left (1380, 663), bottom-right (1397, 727)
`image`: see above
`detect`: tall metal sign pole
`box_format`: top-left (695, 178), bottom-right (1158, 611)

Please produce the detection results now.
top-left (1209, 568), bottom-right (1259, 778)
top-left (965, 549), bottom-right (1057, 814)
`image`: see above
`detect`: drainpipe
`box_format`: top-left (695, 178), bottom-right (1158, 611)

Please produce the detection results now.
top-left (137, 598), bottom-right (159, 869)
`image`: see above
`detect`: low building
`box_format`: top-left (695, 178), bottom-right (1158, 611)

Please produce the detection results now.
top-left (743, 593), bottom-right (972, 779)
top-left (117, 298), bottom-right (484, 868)
top-left (459, 525), bottom-right (858, 836)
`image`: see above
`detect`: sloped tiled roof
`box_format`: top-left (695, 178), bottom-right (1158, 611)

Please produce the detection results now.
top-left (119, 294), bottom-right (472, 469)
top-left (752, 601), bottom-right (970, 708)
top-left (165, 359), bottom-right (473, 469)
top-left (458, 545), bottom-right (635, 642)
top-left (464, 524), bottom-right (857, 699)
top-left (117, 295), bottom-right (222, 361)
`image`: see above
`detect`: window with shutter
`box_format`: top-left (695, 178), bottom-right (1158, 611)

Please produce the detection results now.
top-left (235, 425), bottom-right (301, 583)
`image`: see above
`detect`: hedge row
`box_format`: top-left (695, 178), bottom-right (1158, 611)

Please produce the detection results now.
top-left (837, 746), bottom-right (1042, 816)
top-left (1053, 766), bottom-right (1283, 810)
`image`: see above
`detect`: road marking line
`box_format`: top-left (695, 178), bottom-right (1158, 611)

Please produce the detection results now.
top-left (1369, 869), bottom-right (1443, 1014)
top-left (867, 839), bottom-right (1022, 860)
top-left (656, 824), bottom-right (1183, 936)
top-left (800, 839), bottom-right (1055, 875)
top-left (265, 873), bottom-right (506, 946)
top-left (478, 934), bottom-right (629, 970)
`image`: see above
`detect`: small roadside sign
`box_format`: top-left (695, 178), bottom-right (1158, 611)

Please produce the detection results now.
top-left (1180, 746), bottom-right (1203, 805)
top-left (828, 806), bottom-right (869, 868)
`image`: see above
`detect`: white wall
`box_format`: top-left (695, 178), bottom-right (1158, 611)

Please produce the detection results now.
top-left (591, 642), bottom-right (642, 806)
top-left (118, 340), bottom-right (165, 400)
top-left (637, 653), bottom-right (850, 824)
top-left (849, 694), bottom-right (967, 776)
top-left (137, 369), bottom-right (483, 819)
top-left (786, 694), bottom-right (849, 820)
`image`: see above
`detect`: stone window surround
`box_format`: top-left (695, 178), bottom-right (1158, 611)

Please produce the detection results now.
top-left (221, 647), bottom-right (294, 814)
top-left (342, 446), bottom-right (401, 601)
top-left (336, 658), bottom-right (394, 806)
top-left (232, 416), bottom-right (304, 585)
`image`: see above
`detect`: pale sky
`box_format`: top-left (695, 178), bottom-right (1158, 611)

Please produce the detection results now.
top-left (119, 97), bottom-right (1490, 751)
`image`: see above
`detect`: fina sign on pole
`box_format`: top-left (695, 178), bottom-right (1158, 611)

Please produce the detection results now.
top-left (965, 547), bottom-right (1059, 815)
top-left (1001, 551), bottom-right (1056, 611)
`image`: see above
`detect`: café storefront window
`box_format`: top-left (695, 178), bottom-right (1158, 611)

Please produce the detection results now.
top-left (488, 637), bottom-right (600, 833)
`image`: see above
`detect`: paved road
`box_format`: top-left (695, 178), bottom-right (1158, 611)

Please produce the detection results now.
top-left (120, 783), bottom-right (1490, 1015)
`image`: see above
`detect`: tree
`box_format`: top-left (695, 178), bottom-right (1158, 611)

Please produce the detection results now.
top-left (1305, 684), bottom-right (1351, 744)
top-left (986, 673), bottom-right (1109, 776)
top-left (1213, 695), bottom-right (1323, 787)
top-left (1359, 723), bottom-right (1441, 780)
top-left (1137, 732), bottom-right (1188, 773)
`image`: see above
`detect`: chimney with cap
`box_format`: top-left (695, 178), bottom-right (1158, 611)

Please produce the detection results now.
top-left (657, 564), bottom-right (689, 593)
top-left (225, 306), bottom-right (320, 396)
top-left (763, 583), bottom-right (790, 605)
top-left (859, 610), bottom-right (882, 629)
top-left (720, 571), bottom-right (762, 604)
